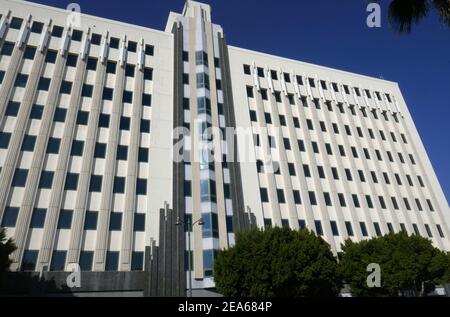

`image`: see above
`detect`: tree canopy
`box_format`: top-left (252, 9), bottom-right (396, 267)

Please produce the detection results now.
top-left (339, 232), bottom-right (450, 296)
top-left (0, 228), bottom-right (16, 274)
top-left (214, 227), bottom-right (342, 297)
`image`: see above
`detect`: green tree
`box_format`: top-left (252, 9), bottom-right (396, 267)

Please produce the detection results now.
top-left (0, 228), bottom-right (16, 274)
top-left (371, 0), bottom-right (450, 33)
top-left (339, 232), bottom-right (450, 296)
top-left (214, 227), bottom-right (341, 297)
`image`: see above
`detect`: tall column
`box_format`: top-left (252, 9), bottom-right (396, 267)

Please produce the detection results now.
top-left (5, 29), bottom-right (47, 270)
top-left (120, 39), bottom-right (144, 271)
top-left (67, 33), bottom-right (109, 264)
top-left (93, 36), bottom-right (126, 271)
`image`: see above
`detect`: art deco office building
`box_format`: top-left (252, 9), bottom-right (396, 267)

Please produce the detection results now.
top-left (0, 0), bottom-right (449, 295)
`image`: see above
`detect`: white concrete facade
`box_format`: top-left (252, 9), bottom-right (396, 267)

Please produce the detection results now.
top-left (0, 0), bottom-right (449, 285)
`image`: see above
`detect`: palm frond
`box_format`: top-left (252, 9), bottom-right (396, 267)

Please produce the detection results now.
top-left (388, 0), bottom-right (430, 33)
top-left (433, 0), bottom-right (450, 26)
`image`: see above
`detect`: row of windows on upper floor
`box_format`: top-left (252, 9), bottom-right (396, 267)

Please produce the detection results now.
top-left (257, 159), bottom-right (426, 190)
top-left (0, 168), bottom-right (148, 195)
top-left (1, 44), bottom-right (153, 78)
top-left (3, 16), bottom-right (155, 55)
top-left (0, 132), bottom-right (149, 162)
top-left (259, 187), bottom-right (436, 215)
top-left (3, 101), bottom-right (151, 131)
top-left (182, 72), bottom-right (223, 91)
top-left (182, 50), bottom-right (221, 69)
top-left (256, 134), bottom-right (416, 168)
top-left (20, 249), bottom-right (144, 272)
top-left (4, 72), bottom-right (152, 106)
top-left (250, 109), bottom-right (408, 146)
top-left (247, 86), bottom-right (400, 124)
top-left (264, 218), bottom-right (445, 240)
top-left (243, 64), bottom-right (394, 103)
top-left (1, 207), bottom-right (145, 232)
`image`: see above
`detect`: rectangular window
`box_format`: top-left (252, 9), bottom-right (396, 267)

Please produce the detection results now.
top-left (86, 57), bottom-right (98, 71)
top-left (315, 221), bottom-right (323, 236)
top-left (141, 119), bottom-right (151, 133)
top-left (134, 213), bottom-right (146, 232)
top-left (128, 41), bottom-right (137, 52)
top-left (1, 41), bottom-right (15, 56)
top-left (145, 44), bottom-right (154, 56)
top-left (324, 192), bottom-right (332, 206)
top-left (142, 94), bottom-right (152, 107)
top-left (427, 199), bottom-right (435, 212)
top-left (90, 175), bottom-right (103, 192)
top-left (125, 64), bottom-right (135, 77)
top-left (318, 166), bottom-right (325, 179)
top-left (425, 224), bottom-right (433, 238)
top-left (66, 53), bottom-right (78, 67)
top-left (345, 222), bottom-right (354, 237)
top-left (102, 87), bottom-right (114, 101)
top-left (76, 110), bottom-right (89, 125)
top-left (136, 179), bottom-right (147, 195)
top-left (94, 143), bottom-right (106, 158)
top-left (345, 169), bottom-right (353, 181)
top-left (413, 224), bottom-right (420, 236)
top-left (71, 140), bottom-right (84, 156)
top-left (106, 61), bottom-right (117, 74)
top-left (293, 190), bottom-right (301, 205)
top-left (303, 165), bottom-right (311, 178)
top-left (65, 173), bottom-right (79, 191)
top-left (81, 84), bottom-right (93, 97)
top-left (24, 46), bottom-right (37, 60)
top-left (366, 195), bottom-right (374, 209)
top-left (404, 198), bottom-right (411, 211)
top-left (338, 193), bottom-right (346, 207)
top-left (123, 90), bottom-right (133, 103)
top-left (277, 189), bottom-right (285, 204)
top-left (46, 138), bottom-right (61, 154)
top-left (360, 222), bottom-right (368, 237)
top-left (98, 113), bottom-right (110, 128)
top-left (57, 210), bottom-right (73, 229)
top-left (116, 145), bottom-right (128, 161)
top-left (332, 167), bottom-right (339, 180)
top-left (391, 197), bottom-right (399, 210)
top-left (79, 251), bottom-right (94, 271)
top-left (374, 222), bottom-right (382, 237)
top-left (309, 191), bottom-right (317, 206)
top-left (21, 135), bottom-right (36, 152)
top-left (12, 169), bottom-right (28, 187)
top-left (379, 196), bottom-right (387, 209)
top-left (1, 207), bottom-right (19, 228)
top-left (105, 251), bottom-right (119, 271)
top-left (30, 208), bottom-right (46, 228)
top-left (352, 194), bottom-right (360, 208)
top-left (109, 212), bottom-right (122, 231)
top-left (298, 140), bottom-right (306, 152)
top-left (131, 252), bottom-right (144, 271)
top-left (15, 74), bottom-right (28, 88)
top-left (60, 81), bottom-right (72, 94)
top-left (330, 221), bottom-right (339, 236)
top-left (260, 188), bottom-right (269, 203)
top-left (436, 225), bottom-right (445, 238)
top-left (21, 250), bottom-right (39, 271)
top-left (84, 211), bottom-right (98, 230)
top-left (45, 50), bottom-right (57, 63)
top-left (312, 142), bottom-right (319, 154)
top-left (50, 251), bottom-right (67, 271)
top-left (39, 171), bottom-right (54, 189)
top-left (5, 101), bottom-right (20, 117)
top-left (288, 163), bottom-right (296, 176)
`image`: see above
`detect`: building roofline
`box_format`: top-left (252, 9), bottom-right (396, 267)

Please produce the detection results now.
top-left (4, 0), bottom-right (169, 36)
top-left (228, 45), bottom-right (400, 87)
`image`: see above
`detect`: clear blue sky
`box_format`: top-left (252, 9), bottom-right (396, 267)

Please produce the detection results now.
top-left (28, 0), bottom-right (450, 204)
